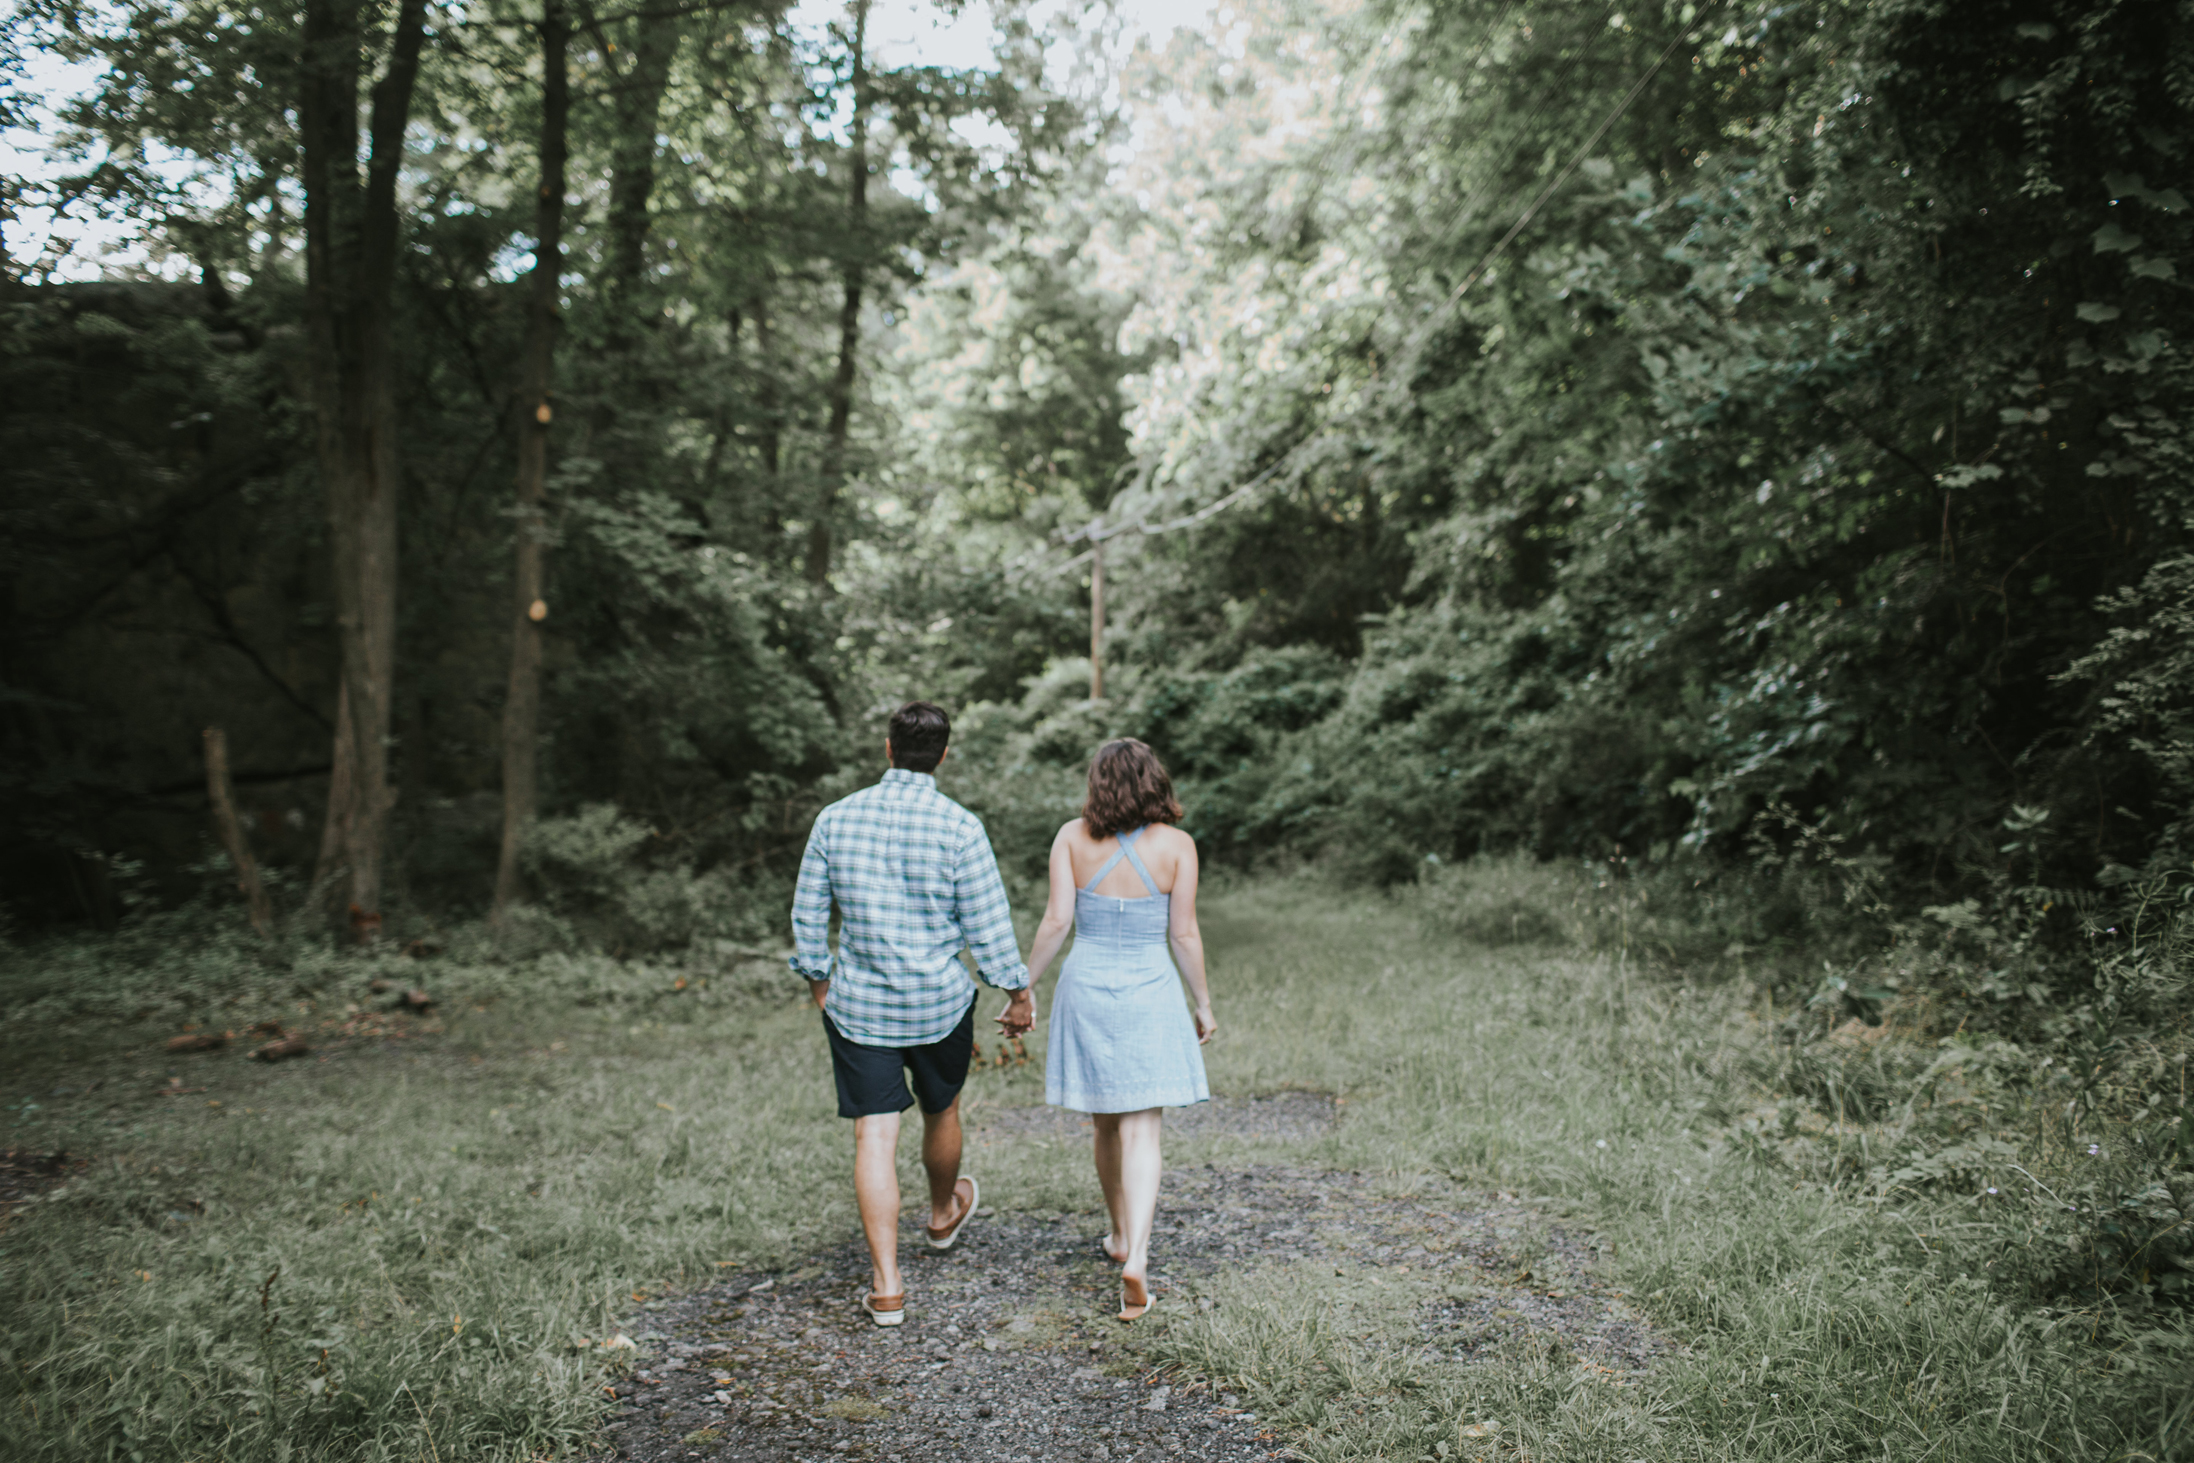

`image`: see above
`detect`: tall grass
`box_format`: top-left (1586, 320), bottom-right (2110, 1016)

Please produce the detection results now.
top-left (1158, 874), bottom-right (2194, 1462)
top-left (0, 933), bottom-right (1077, 1463)
top-left (3, 868), bottom-right (2188, 1461)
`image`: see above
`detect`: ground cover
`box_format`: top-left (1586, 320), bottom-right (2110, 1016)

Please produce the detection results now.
top-left (1, 877), bottom-right (2185, 1462)
top-left (596, 1160), bottom-right (1651, 1463)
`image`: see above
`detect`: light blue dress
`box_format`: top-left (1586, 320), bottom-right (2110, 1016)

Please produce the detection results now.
top-left (1045, 827), bottom-right (1211, 1113)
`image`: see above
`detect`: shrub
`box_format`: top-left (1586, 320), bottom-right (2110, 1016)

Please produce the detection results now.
top-left (517, 804), bottom-right (781, 954)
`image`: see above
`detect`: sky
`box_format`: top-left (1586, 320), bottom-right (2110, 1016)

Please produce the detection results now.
top-left (3, 0), bottom-right (1219, 280)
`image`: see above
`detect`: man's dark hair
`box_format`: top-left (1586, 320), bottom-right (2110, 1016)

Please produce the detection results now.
top-left (888, 700), bottom-right (951, 773)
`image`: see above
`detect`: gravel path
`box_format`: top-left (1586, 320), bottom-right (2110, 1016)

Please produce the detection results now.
top-left (964, 1092), bottom-right (1342, 1146)
top-left (594, 1103), bottom-right (1660, 1463)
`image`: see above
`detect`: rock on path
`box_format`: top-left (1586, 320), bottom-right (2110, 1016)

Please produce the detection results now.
top-left (594, 1152), bottom-right (1660, 1463)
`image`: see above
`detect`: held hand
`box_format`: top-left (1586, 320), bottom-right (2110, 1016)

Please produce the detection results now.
top-left (1193, 1004), bottom-right (1217, 1044)
top-left (809, 978), bottom-right (830, 1012)
top-left (996, 989), bottom-right (1036, 1037)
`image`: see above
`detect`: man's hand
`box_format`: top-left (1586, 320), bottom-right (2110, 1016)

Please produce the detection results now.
top-left (810, 978), bottom-right (830, 1012)
top-left (995, 987), bottom-right (1035, 1037)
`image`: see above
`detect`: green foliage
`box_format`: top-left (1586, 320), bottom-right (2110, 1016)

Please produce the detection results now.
top-left (1406, 833), bottom-right (2194, 1332)
top-left (516, 802), bottom-right (785, 955)
top-left (7, 0), bottom-right (2194, 1446)
top-left (932, 0), bottom-right (2194, 909)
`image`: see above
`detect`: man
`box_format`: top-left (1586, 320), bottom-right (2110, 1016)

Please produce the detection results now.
top-left (789, 700), bottom-right (1034, 1326)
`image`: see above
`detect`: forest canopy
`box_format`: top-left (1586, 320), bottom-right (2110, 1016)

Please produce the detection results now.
top-left (3, 0), bottom-right (2190, 935)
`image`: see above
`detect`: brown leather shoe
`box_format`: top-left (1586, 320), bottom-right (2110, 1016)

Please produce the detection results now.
top-left (926, 1176), bottom-right (980, 1250)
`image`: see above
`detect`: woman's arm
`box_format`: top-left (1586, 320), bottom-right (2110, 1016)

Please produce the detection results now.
top-left (1167, 833), bottom-right (1215, 1043)
top-left (1021, 823), bottom-right (1080, 985)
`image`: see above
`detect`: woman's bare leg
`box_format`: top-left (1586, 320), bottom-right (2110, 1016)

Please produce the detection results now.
top-left (1092, 1112), bottom-right (1127, 1261)
top-left (1111, 1108), bottom-right (1163, 1291)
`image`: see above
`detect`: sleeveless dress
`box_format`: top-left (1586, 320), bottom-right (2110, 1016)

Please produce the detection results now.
top-left (1045, 827), bottom-right (1211, 1113)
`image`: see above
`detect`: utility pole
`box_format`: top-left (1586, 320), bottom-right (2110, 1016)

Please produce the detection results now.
top-left (1061, 443), bottom-right (1305, 703)
top-left (1088, 517), bottom-right (1104, 700)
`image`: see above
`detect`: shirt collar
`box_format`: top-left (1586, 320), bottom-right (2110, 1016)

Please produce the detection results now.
top-left (881, 767), bottom-right (937, 790)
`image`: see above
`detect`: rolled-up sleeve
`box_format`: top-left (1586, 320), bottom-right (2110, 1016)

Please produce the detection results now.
top-left (788, 814), bottom-right (834, 982)
top-left (954, 823), bottom-right (1030, 990)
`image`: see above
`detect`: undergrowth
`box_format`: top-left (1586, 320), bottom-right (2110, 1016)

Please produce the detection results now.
top-left (3, 865), bottom-right (2189, 1461)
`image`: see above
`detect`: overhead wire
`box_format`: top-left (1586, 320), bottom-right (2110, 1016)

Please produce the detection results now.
top-left (1048, 0), bottom-right (1529, 564)
top-left (1417, 0), bottom-right (1622, 265)
top-left (1442, 22), bottom-right (1689, 307)
top-left (1039, 0), bottom-right (1681, 575)
top-left (1040, 0), bottom-right (1419, 564)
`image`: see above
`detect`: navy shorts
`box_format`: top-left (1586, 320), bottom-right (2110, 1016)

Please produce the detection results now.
top-left (823, 1001), bottom-right (975, 1119)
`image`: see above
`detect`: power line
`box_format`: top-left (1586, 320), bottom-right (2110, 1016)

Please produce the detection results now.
top-left (1444, 24), bottom-right (1688, 307)
top-left (1417, 0), bottom-right (1621, 259)
top-left (1034, 8), bottom-right (1680, 575)
top-left (1058, 434), bottom-right (1321, 553)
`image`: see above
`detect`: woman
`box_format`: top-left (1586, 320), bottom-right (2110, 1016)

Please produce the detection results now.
top-left (1025, 738), bottom-right (1216, 1321)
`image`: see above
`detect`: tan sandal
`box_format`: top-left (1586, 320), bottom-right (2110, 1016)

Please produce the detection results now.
top-left (1117, 1274), bottom-right (1154, 1323)
top-left (927, 1176), bottom-right (979, 1251)
top-left (862, 1291), bottom-right (905, 1327)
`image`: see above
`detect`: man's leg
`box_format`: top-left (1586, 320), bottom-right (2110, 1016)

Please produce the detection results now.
top-left (921, 1097), bottom-right (965, 1229)
top-left (854, 1111), bottom-right (903, 1297)
top-left (905, 1003), bottom-right (978, 1237)
top-left (825, 1010), bottom-right (915, 1302)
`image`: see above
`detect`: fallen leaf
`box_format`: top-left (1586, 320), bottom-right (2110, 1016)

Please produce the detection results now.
top-left (251, 1035), bottom-right (312, 1062)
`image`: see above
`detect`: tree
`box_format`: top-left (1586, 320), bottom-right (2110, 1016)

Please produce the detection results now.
top-left (299, 0), bottom-right (431, 936)
top-left (808, 0), bottom-right (870, 585)
top-left (492, 0), bottom-right (572, 923)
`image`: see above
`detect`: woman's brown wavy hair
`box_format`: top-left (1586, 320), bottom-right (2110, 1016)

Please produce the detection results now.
top-left (1080, 738), bottom-right (1184, 841)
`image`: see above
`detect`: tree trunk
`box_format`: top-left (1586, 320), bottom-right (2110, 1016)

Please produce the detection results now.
top-left (598, 4), bottom-right (682, 323)
top-left (492, 0), bottom-right (571, 926)
top-left (203, 727), bottom-right (275, 935)
top-left (751, 291), bottom-right (783, 481)
top-left (300, 0), bottom-right (429, 939)
top-left (806, 0), bottom-right (870, 585)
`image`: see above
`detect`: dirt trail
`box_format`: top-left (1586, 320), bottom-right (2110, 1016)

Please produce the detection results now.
top-left (595, 1101), bottom-right (1658, 1463)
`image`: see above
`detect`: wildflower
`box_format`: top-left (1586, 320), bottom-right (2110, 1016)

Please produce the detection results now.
top-left (1985, 1186), bottom-right (1999, 1195)
top-left (2086, 1144), bottom-right (2102, 1156)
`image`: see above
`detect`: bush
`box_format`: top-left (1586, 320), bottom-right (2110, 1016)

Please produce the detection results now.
top-left (518, 804), bottom-right (783, 955)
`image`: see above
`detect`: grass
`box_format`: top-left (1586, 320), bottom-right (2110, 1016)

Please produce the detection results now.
top-left (3, 872), bottom-right (2188, 1461)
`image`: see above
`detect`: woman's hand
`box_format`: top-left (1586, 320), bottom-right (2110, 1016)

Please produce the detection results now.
top-left (1193, 1003), bottom-right (1217, 1044)
top-left (996, 988), bottom-right (1036, 1037)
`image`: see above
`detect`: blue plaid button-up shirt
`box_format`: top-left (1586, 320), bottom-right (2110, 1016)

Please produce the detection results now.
top-left (788, 768), bottom-right (1030, 1046)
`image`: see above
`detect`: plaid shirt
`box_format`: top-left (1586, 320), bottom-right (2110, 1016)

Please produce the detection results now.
top-left (788, 768), bottom-right (1030, 1046)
